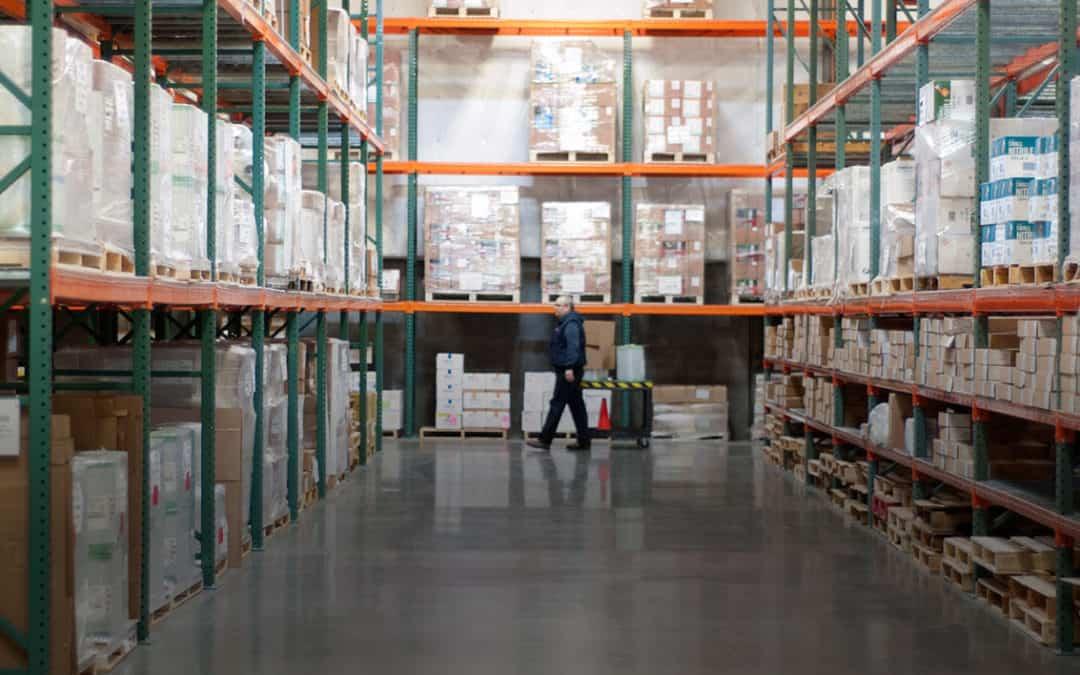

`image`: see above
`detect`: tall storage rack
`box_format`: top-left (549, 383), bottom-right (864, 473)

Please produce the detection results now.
top-left (764, 0), bottom-right (1080, 652)
top-left (1, 0), bottom-right (387, 673)
top-left (359, 15), bottom-right (871, 437)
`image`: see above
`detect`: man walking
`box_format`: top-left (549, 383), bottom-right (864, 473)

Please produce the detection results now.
top-left (527, 296), bottom-right (591, 452)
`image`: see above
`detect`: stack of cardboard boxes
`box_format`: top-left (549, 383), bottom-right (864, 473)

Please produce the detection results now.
top-left (932, 410), bottom-right (974, 478)
top-left (766, 373), bottom-right (804, 410)
top-left (435, 353), bottom-right (465, 430)
top-left (634, 203), bottom-right (706, 301)
top-left (642, 79), bottom-right (715, 161)
top-left (652, 385), bottom-right (728, 439)
top-left (529, 40), bottom-right (617, 160)
top-left (643, 0), bottom-right (712, 17)
top-left (463, 372), bottom-right (512, 430)
top-left (917, 317), bottom-right (975, 395)
top-left (835, 318), bottom-right (871, 375)
top-left (803, 375), bottom-right (833, 424)
top-left (1059, 314), bottom-right (1080, 413)
top-left (973, 319), bottom-right (1019, 401)
top-left (540, 202), bottom-right (611, 301)
top-left (729, 189), bottom-right (768, 301)
top-left (1013, 318), bottom-right (1058, 409)
top-left (869, 329), bottom-right (915, 382)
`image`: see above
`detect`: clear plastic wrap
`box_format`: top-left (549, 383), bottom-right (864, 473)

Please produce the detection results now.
top-left (0, 28), bottom-right (97, 257)
top-left (540, 201), bottom-right (611, 299)
top-left (170, 104), bottom-right (209, 274)
top-left (350, 162), bottom-right (367, 294)
top-left (72, 451), bottom-right (130, 664)
top-left (147, 431), bottom-right (170, 614)
top-left (424, 186), bottom-right (521, 295)
top-left (326, 198), bottom-right (346, 292)
top-left (915, 120), bottom-right (976, 277)
top-left (214, 119), bottom-right (236, 277)
top-left (297, 190), bottom-right (326, 289)
top-left (642, 80), bottom-right (715, 159)
top-left (367, 46), bottom-right (400, 157)
top-left (530, 41), bottom-right (617, 158)
top-left (831, 166), bottom-right (872, 288)
top-left (311, 7), bottom-right (351, 92)
top-left (811, 234), bottom-right (834, 289)
top-left (150, 84), bottom-right (173, 265)
top-left (634, 203), bottom-right (705, 300)
top-left (729, 189), bottom-right (767, 300)
top-left (265, 135), bottom-right (301, 285)
top-left (262, 343), bottom-right (288, 523)
top-left (232, 196), bottom-right (258, 275)
top-left (431, 0), bottom-right (497, 8)
top-left (350, 35), bottom-right (367, 109)
top-left (878, 159), bottom-right (916, 279)
top-left (148, 426), bottom-right (196, 613)
top-left (90, 60), bottom-right (133, 258)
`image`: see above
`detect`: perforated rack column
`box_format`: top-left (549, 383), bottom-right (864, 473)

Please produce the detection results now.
top-left (286, 0), bottom-right (302, 521)
top-left (404, 27), bottom-right (419, 438)
top-left (375, 0), bottom-right (386, 451)
top-left (251, 36), bottom-right (267, 549)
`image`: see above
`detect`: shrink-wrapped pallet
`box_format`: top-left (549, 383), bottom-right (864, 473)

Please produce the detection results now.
top-left (811, 234), bottom-right (834, 289)
top-left (148, 426), bottom-right (197, 614)
top-left (367, 46), bottom-right (400, 157)
top-left (297, 190), bottom-right (326, 289)
top-left (326, 198), bottom-right (346, 292)
top-left (302, 160), bottom-right (367, 292)
top-left (262, 343), bottom-right (289, 523)
top-left (311, 7), bottom-right (351, 94)
top-left (170, 104), bottom-right (210, 275)
top-left (265, 135), bottom-right (302, 285)
top-left (431, 0), bottom-right (498, 11)
top-left (540, 202), bottom-right (611, 301)
top-left (214, 120), bottom-right (236, 278)
top-left (729, 189), bottom-right (767, 300)
top-left (150, 84), bottom-right (173, 266)
top-left (0, 28), bottom-right (97, 261)
top-left (349, 35), bottom-right (367, 109)
top-left (834, 166), bottom-right (872, 289)
top-left (529, 40), bottom-right (617, 160)
top-left (878, 159), bottom-right (916, 279)
top-left (915, 120), bottom-right (976, 277)
top-left (642, 79), bottom-right (715, 161)
top-left (90, 60), bottom-right (133, 261)
top-left (424, 186), bottom-right (520, 297)
top-left (634, 203), bottom-right (705, 301)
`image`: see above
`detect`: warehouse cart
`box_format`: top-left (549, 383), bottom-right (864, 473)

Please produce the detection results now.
top-left (581, 380), bottom-right (653, 449)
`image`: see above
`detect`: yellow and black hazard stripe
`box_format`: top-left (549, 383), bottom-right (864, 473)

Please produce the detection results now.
top-left (579, 380), bottom-right (653, 390)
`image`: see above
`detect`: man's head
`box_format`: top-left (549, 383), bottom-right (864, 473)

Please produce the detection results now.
top-left (553, 295), bottom-right (573, 319)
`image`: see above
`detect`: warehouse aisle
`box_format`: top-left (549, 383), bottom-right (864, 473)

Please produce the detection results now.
top-left (117, 441), bottom-right (1073, 675)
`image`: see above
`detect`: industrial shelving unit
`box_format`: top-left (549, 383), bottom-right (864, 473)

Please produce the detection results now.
top-left (764, 0), bottom-right (1080, 652)
top-left (355, 13), bottom-right (867, 438)
top-left (1, 0), bottom-right (387, 672)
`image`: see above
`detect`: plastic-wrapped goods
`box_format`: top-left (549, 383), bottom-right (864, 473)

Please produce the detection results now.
top-left (0, 28), bottom-right (97, 259)
top-left (166, 425), bottom-right (198, 588)
top-left (261, 343), bottom-right (289, 523)
top-left (878, 159), bottom-right (916, 279)
top-left (214, 120), bottom-right (236, 277)
top-left (643, 0), bottom-right (712, 16)
top-left (326, 199), bottom-right (346, 292)
top-left (917, 80), bottom-right (975, 126)
top-left (265, 135), bottom-right (302, 286)
top-left (297, 190), bottom-right (326, 289)
top-left (811, 234), bottom-right (834, 289)
top-left (73, 451), bottom-right (130, 665)
top-left (1065, 77), bottom-right (1080, 261)
top-left (729, 189), bottom-right (768, 300)
top-left (431, 0), bottom-right (497, 10)
top-left (147, 431), bottom-right (170, 614)
top-left (313, 338), bottom-right (352, 478)
top-left (148, 427), bottom-right (196, 614)
top-left (616, 344), bottom-right (646, 381)
top-left (915, 120), bottom-right (976, 277)
top-left (540, 202), bottom-right (611, 300)
top-left (150, 84), bottom-right (173, 265)
top-left (424, 186), bottom-right (521, 296)
top-left (90, 60), bottom-right (133, 259)
top-left (368, 46), bottom-right (400, 157)
top-left (642, 80), bottom-right (715, 160)
top-left (350, 35), bottom-right (367, 110)
top-left (830, 166), bottom-right (872, 287)
top-left (232, 197), bottom-right (258, 274)
top-left (303, 160), bottom-right (368, 293)
top-left (529, 41), bottom-right (617, 159)
top-left (634, 203), bottom-right (705, 301)
top-left (311, 8), bottom-right (351, 94)
top-left (170, 104), bottom-right (210, 275)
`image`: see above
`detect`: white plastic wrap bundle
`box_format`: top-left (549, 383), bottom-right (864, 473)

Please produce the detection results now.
top-left (229, 124), bottom-right (258, 279)
top-left (350, 35), bottom-right (368, 108)
top-left (214, 120), bottom-right (236, 277)
top-left (262, 343), bottom-right (288, 524)
top-left (326, 199), bottom-right (346, 291)
top-left (878, 159), bottom-right (916, 279)
top-left (148, 427), bottom-right (196, 613)
top-left (835, 166), bottom-right (872, 291)
top-left (915, 120), bottom-right (976, 276)
top-left (811, 234), bottom-right (833, 289)
top-left (170, 104), bottom-right (210, 274)
top-left (72, 450), bottom-right (130, 664)
top-left (265, 135), bottom-right (301, 285)
top-left (0, 28), bottom-right (96, 256)
top-left (147, 431), bottom-right (171, 614)
top-left (298, 189), bottom-right (326, 288)
top-left (811, 173), bottom-right (835, 290)
top-left (90, 60), bottom-right (133, 259)
top-left (150, 84), bottom-right (173, 266)
top-left (325, 8), bottom-right (351, 93)
top-left (326, 338), bottom-right (352, 478)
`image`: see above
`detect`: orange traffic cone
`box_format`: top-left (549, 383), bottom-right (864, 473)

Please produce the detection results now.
top-left (597, 398), bottom-right (612, 432)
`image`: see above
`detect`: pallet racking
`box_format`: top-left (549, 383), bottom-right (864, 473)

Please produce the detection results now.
top-left (764, 0), bottom-right (1080, 653)
top-left (0, 0), bottom-right (387, 672)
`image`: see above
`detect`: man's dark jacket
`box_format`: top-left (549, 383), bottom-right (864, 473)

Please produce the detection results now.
top-left (549, 311), bottom-right (586, 369)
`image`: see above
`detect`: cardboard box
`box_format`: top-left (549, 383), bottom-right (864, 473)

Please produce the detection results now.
top-left (585, 320), bottom-right (616, 371)
top-left (153, 407), bottom-right (248, 483)
top-left (436, 411), bottom-right (461, 430)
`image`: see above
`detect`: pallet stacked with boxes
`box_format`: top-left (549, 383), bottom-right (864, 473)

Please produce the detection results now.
top-left (642, 79), bottom-right (715, 163)
top-left (652, 386), bottom-right (727, 440)
top-left (434, 352), bottom-right (465, 431)
top-left (634, 203), bottom-right (706, 304)
top-left (540, 202), bottom-right (611, 304)
top-left (529, 41), bottom-right (617, 163)
top-left (429, 0), bottom-right (498, 17)
top-left (729, 189), bottom-right (768, 302)
top-left (463, 372), bottom-right (512, 432)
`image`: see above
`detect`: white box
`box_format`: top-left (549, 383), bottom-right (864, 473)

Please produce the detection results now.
top-left (382, 389), bottom-right (403, 411)
top-left (382, 409), bottom-right (402, 431)
top-left (434, 380), bottom-right (462, 397)
top-left (463, 373), bottom-right (486, 390)
top-left (436, 396), bottom-right (463, 413)
top-left (489, 373), bottom-right (511, 391)
top-left (435, 353), bottom-right (465, 371)
top-left (436, 369), bottom-right (464, 387)
top-left (436, 411), bottom-right (461, 429)
top-left (524, 371), bottom-right (556, 391)
top-left (524, 388), bottom-right (551, 412)
top-left (489, 391), bottom-right (511, 410)
top-left (522, 411), bottom-right (543, 433)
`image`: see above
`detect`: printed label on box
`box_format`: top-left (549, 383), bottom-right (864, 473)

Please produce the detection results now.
top-left (664, 209), bottom-right (684, 235)
top-left (685, 207), bottom-right (705, 222)
top-left (459, 272), bottom-right (483, 291)
top-left (0, 397), bottom-right (19, 457)
top-left (658, 276), bottom-right (683, 295)
top-left (561, 273), bottom-right (585, 294)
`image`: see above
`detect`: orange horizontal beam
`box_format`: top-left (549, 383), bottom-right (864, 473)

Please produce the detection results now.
top-left (380, 301), bottom-right (766, 316)
top-left (372, 161), bottom-right (811, 178)
top-left (785, 0), bottom-right (976, 142)
top-left (365, 17), bottom-right (907, 39)
top-left (766, 283), bottom-right (1080, 316)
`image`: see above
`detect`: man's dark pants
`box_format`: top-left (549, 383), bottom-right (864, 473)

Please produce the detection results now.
top-left (539, 366), bottom-right (590, 445)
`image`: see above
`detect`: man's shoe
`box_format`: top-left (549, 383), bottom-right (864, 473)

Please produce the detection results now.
top-left (566, 442), bottom-right (591, 452)
top-left (526, 439), bottom-right (551, 451)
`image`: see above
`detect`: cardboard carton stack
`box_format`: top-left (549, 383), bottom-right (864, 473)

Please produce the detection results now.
top-left (424, 186), bottom-right (521, 297)
top-left (917, 317), bottom-right (975, 394)
top-left (585, 319), bottom-right (616, 372)
top-left (932, 410), bottom-right (974, 478)
top-left (634, 203), bottom-right (706, 301)
top-left (435, 353), bottom-right (465, 430)
top-left (729, 189), bottom-right (768, 301)
top-left (879, 159), bottom-right (917, 279)
top-left (803, 375), bottom-right (833, 424)
top-left (972, 318), bottom-right (1020, 402)
top-left (835, 318), bottom-right (870, 375)
top-left (1059, 314), bottom-right (1080, 413)
top-left (764, 324), bottom-right (778, 359)
top-left (430, 0), bottom-right (498, 15)
top-left (540, 202), bottom-right (611, 301)
top-left (652, 385), bottom-right (727, 439)
top-left (770, 316), bottom-right (795, 361)
top-left (1013, 318), bottom-right (1058, 409)
top-left (808, 316), bottom-right (835, 367)
top-left (752, 373), bottom-right (767, 440)
top-left (869, 329), bottom-right (915, 382)
top-left (529, 40), bottom-right (617, 160)
top-left (642, 79), bottom-right (715, 161)
top-left (767, 373), bottom-right (804, 410)
top-left (463, 372), bottom-right (512, 430)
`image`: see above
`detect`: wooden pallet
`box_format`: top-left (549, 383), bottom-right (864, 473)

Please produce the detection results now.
top-left (0, 242), bottom-right (110, 273)
top-left (383, 429), bottom-right (400, 438)
top-left (634, 293), bottom-right (704, 305)
top-left (419, 426), bottom-right (509, 441)
top-left (426, 290), bottom-right (519, 303)
top-left (645, 7), bottom-right (713, 18)
top-left (529, 149), bottom-right (614, 163)
top-left (150, 577), bottom-right (204, 625)
top-left (428, 4), bottom-right (499, 17)
top-left (102, 246), bottom-right (135, 275)
top-left (829, 488), bottom-right (847, 509)
top-left (871, 275), bottom-right (914, 296)
top-left (976, 576), bottom-right (1011, 615)
top-left (941, 557), bottom-right (975, 592)
top-left (299, 46), bottom-right (312, 64)
top-left (544, 292), bottom-right (611, 304)
top-left (845, 498), bottom-right (869, 525)
top-left (1011, 263), bottom-right (1056, 286)
top-left (848, 282), bottom-right (869, 297)
top-left (972, 536), bottom-right (1032, 575)
top-left (644, 151), bottom-right (715, 164)
top-left (914, 275), bottom-right (973, 291)
top-left (794, 286), bottom-right (831, 300)
top-left (888, 526), bottom-right (911, 553)
top-left (943, 537), bottom-right (975, 572)
top-left (980, 265), bottom-right (1011, 287)
top-left (1011, 536), bottom-right (1056, 573)
top-left (263, 512), bottom-right (290, 539)
top-left (77, 624), bottom-right (137, 675)
top-left (911, 540), bottom-right (942, 573)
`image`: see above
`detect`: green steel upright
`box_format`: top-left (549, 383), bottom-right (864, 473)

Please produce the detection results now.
top-left (316, 0), bottom-right (330, 496)
top-left (764, 0), bottom-right (774, 230)
top-left (132, 0), bottom-right (153, 639)
top-left (971, 0), bottom-right (990, 536)
top-left (251, 38), bottom-right (267, 549)
top-left (375, 0), bottom-right (386, 451)
top-left (28, 0), bottom-right (54, 668)
top-left (783, 0), bottom-right (795, 293)
top-left (199, 0), bottom-right (219, 580)
top-left (621, 30), bottom-right (633, 424)
top-left (339, 0), bottom-right (353, 458)
top-left (356, 0), bottom-right (369, 468)
top-left (832, 0), bottom-right (848, 479)
top-left (864, 0), bottom-right (884, 516)
top-left (404, 28), bottom-right (418, 437)
top-left (286, 0), bottom-right (302, 520)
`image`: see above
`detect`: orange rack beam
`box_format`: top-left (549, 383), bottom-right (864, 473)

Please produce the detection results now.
top-left (364, 18), bottom-right (908, 39)
top-left (374, 161), bottom-right (827, 179)
top-left (217, 0), bottom-right (384, 153)
top-left (766, 285), bottom-right (1080, 317)
top-left (380, 301), bottom-right (767, 316)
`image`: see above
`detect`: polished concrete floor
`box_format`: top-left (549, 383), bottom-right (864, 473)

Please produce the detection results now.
top-left (117, 440), bottom-right (1080, 675)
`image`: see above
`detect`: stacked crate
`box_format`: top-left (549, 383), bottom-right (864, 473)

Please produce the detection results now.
top-left (540, 202), bottom-right (611, 303)
top-left (973, 318), bottom-right (1020, 402)
top-left (835, 318), bottom-right (870, 375)
top-left (435, 353), bottom-right (465, 430)
top-left (917, 317), bottom-right (975, 394)
top-left (869, 329), bottom-right (914, 382)
top-left (878, 159), bottom-right (916, 285)
top-left (1059, 314), bottom-right (1080, 413)
top-left (463, 372), bottom-right (512, 430)
top-left (529, 40), bottom-right (617, 162)
top-left (642, 79), bottom-right (715, 162)
top-left (803, 375), bottom-right (833, 424)
top-left (729, 189), bottom-right (768, 301)
top-left (932, 410), bottom-right (973, 479)
top-left (1013, 317), bottom-right (1058, 409)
